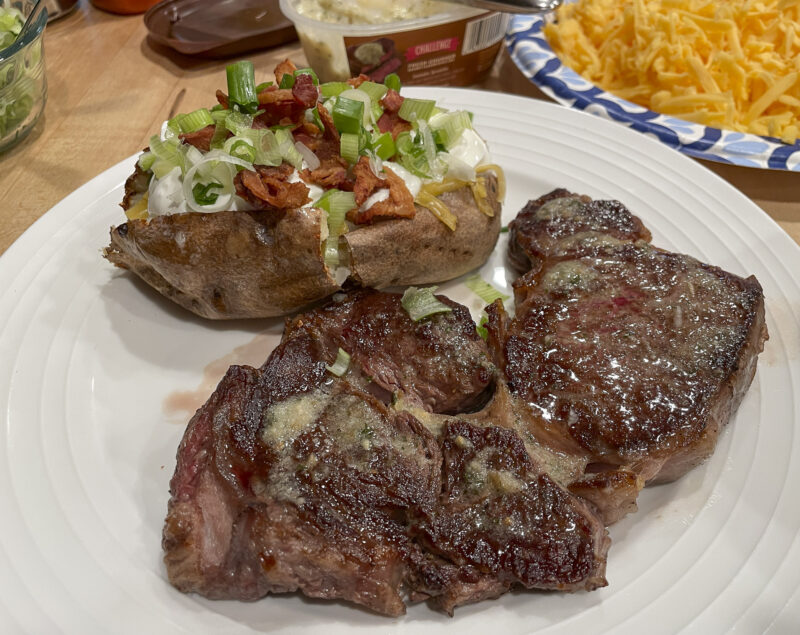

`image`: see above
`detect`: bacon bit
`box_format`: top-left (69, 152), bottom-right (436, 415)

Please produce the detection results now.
top-left (257, 88), bottom-right (295, 105)
top-left (301, 156), bottom-right (353, 190)
top-left (179, 124), bottom-right (216, 152)
top-left (234, 163), bottom-right (310, 211)
top-left (348, 156), bottom-right (415, 224)
top-left (292, 73), bottom-right (319, 107)
top-left (376, 111), bottom-right (412, 139)
top-left (274, 59), bottom-right (297, 85)
top-left (215, 89), bottom-right (229, 109)
top-left (380, 89), bottom-right (404, 113)
top-left (317, 103), bottom-right (339, 142)
top-left (347, 74), bottom-right (370, 88)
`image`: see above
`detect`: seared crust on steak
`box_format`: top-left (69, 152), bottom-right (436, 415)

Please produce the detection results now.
top-left (497, 189), bottom-right (768, 521)
top-left (163, 291), bottom-right (610, 615)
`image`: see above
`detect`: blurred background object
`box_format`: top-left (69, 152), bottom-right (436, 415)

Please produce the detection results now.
top-left (0, 0), bottom-right (47, 153)
top-left (43, 0), bottom-right (77, 21)
top-left (144, 0), bottom-right (297, 57)
top-left (91, 0), bottom-right (160, 15)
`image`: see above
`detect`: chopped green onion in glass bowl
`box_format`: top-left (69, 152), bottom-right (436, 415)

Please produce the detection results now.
top-left (0, 0), bottom-right (46, 153)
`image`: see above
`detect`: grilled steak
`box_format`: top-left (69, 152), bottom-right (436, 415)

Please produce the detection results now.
top-left (492, 190), bottom-right (768, 522)
top-left (162, 190), bottom-right (766, 613)
top-left (163, 290), bottom-right (610, 616)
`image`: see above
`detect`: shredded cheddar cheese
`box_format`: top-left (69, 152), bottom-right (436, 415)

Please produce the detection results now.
top-left (545, 0), bottom-right (800, 143)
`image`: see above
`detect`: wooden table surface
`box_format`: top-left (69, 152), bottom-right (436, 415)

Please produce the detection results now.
top-left (0, 1), bottom-right (798, 257)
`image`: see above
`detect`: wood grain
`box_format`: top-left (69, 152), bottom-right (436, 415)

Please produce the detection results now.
top-left (0, 2), bottom-right (797, 256)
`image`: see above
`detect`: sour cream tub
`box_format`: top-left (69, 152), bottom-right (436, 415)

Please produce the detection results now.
top-left (279, 0), bottom-right (510, 85)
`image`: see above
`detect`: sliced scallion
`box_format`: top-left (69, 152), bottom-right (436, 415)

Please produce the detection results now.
top-left (464, 274), bottom-right (510, 304)
top-left (192, 182), bottom-right (223, 206)
top-left (255, 81), bottom-right (273, 92)
top-left (358, 81), bottom-right (388, 102)
top-left (398, 98), bottom-right (436, 122)
top-left (476, 314), bottom-right (489, 341)
top-left (332, 96), bottom-right (365, 134)
top-left (340, 132), bottom-right (361, 164)
top-left (320, 81), bottom-right (349, 98)
top-left (225, 109), bottom-right (254, 136)
top-left (430, 110), bottom-right (473, 149)
top-left (137, 151), bottom-right (156, 172)
top-left (225, 138), bottom-right (257, 163)
top-left (240, 128), bottom-right (282, 165)
top-left (226, 60), bottom-right (259, 115)
top-left (401, 287), bottom-right (453, 322)
top-left (384, 73), bottom-right (401, 92)
top-left (325, 348), bottom-right (351, 376)
top-left (370, 132), bottom-right (396, 160)
top-left (178, 108), bottom-right (214, 134)
top-left (149, 135), bottom-right (184, 173)
top-left (274, 128), bottom-right (304, 169)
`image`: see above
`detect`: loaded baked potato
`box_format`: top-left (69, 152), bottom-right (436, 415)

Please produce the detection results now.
top-left (104, 60), bottom-right (504, 319)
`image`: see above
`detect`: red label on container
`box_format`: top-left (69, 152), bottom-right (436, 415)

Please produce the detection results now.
top-left (343, 12), bottom-right (510, 87)
top-left (405, 37), bottom-right (460, 61)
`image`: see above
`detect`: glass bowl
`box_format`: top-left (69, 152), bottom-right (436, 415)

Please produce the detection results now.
top-left (0, 0), bottom-right (47, 153)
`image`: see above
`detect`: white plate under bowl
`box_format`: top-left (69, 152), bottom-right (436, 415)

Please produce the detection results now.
top-left (1, 88), bottom-right (799, 634)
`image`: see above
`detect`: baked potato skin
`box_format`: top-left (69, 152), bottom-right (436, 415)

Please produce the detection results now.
top-left (104, 173), bottom-right (502, 319)
top-left (346, 173), bottom-right (502, 288)
top-left (104, 207), bottom-right (340, 320)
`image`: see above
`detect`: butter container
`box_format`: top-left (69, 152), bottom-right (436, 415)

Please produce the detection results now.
top-left (279, 0), bottom-right (510, 85)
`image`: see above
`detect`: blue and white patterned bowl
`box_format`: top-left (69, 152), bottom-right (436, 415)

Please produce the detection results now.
top-left (505, 14), bottom-right (800, 172)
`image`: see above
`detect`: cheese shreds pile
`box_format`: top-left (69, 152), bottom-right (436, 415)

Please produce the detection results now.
top-left (544, 0), bottom-right (800, 143)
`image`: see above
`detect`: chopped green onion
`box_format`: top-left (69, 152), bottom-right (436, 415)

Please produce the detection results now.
top-left (340, 132), bottom-right (361, 164)
top-left (225, 109), bottom-right (254, 136)
top-left (500, 225), bottom-right (509, 233)
top-left (325, 348), bottom-right (351, 376)
top-left (400, 145), bottom-right (432, 179)
top-left (401, 286), bottom-right (453, 322)
top-left (338, 89), bottom-right (373, 126)
top-left (210, 103), bottom-right (225, 112)
top-left (320, 81), bottom-right (349, 98)
top-left (476, 314), bottom-right (489, 341)
top-left (430, 110), bottom-right (473, 149)
top-left (398, 98), bottom-right (436, 122)
top-left (209, 121), bottom-right (229, 150)
top-left (137, 151), bottom-right (156, 172)
top-left (274, 128), bottom-right (303, 169)
top-left (226, 60), bottom-right (259, 115)
top-left (279, 72), bottom-right (294, 89)
top-left (370, 132), bottom-right (396, 160)
top-left (309, 105), bottom-right (324, 131)
top-left (332, 96), bottom-right (365, 134)
top-left (371, 101), bottom-right (384, 125)
top-left (226, 138), bottom-right (257, 163)
top-left (149, 134), bottom-right (184, 172)
top-left (210, 108), bottom-right (229, 124)
top-left (384, 73), bottom-right (401, 92)
top-left (177, 108), bottom-right (214, 134)
top-left (192, 182), bottom-right (223, 206)
top-left (255, 81), bottom-right (273, 92)
top-left (358, 81), bottom-right (388, 102)
top-left (241, 128), bottom-right (282, 165)
top-left (395, 131), bottom-right (414, 154)
top-left (294, 67), bottom-right (320, 85)
top-left (464, 274), bottom-right (510, 304)
top-left (316, 189), bottom-right (355, 268)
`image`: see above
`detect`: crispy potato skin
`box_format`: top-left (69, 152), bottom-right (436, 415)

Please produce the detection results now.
top-left (104, 174), bottom-right (502, 319)
top-left (105, 208), bottom-right (340, 319)
top-left (347, 174), bottom-right (502, 288)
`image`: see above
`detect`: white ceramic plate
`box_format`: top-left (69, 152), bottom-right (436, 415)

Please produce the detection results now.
top-left (1, 88), bottom-right (799, 634)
